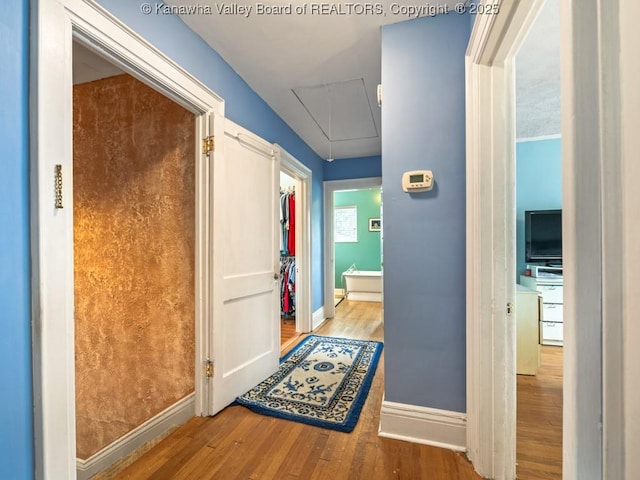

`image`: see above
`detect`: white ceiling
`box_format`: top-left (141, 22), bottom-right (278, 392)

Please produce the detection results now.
top-left (516, 0), bottom-right (560, 139)
top-left (73, 42), bottom-right (123, 84)
top-left (166, 0), bottom-right (463, 159)
top-left (74, 1), bottom-right (560, 155)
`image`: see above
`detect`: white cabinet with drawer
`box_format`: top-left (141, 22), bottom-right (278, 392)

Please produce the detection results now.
top-left (520, 274), bottom-right (564, 346)
top-left (536, 284), bottom-right (563, 304)
top-left (542, 303), bottom-right (563, 322)
top-left (540, 321), bottom-right (563, 343)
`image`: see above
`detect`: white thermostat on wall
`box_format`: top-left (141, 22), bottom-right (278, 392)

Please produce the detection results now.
top-left (402, 170), bottom-right (434, 192)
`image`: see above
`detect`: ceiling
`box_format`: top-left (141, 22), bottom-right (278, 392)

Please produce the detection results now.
top-left (165, 0), bottom-right (463, 159)
top-left (73, 42), bottom-right (124, 84)
top-left (516, 0), bottom-right (560, 139)
top-left (74, 1), bottom-right (560, 155)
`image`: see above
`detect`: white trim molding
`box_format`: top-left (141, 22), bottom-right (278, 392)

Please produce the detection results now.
top-left (276, 145), bottom-right (313, 334)
top-left (312, 306), bottom-right (326, 331)
top-left (515, 133), bottom-right (562, 143)
top-left (379, 401), bottom-right (466, 452)
top-left (465, 1), bottom-right (546, 478)
top-left (560, 0), bottom-right (638, 477)
top-left (620, 4), bottom-right (640, 477)
top-left (346, 292), bottom-right (382, 303)
top-left (76, 394), bottom-right (195, 480)
top-left (560, 0), bottom-right (604, 475)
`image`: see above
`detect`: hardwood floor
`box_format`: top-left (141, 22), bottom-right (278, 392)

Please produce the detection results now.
top-left (280, 317), bottom-right (298, 349)
top-left (111, 301), bottom-right (480, 480)
top-left (516, 346), bottom-right (563, 479)
top-left (99, 302), bottom-right (562, 479)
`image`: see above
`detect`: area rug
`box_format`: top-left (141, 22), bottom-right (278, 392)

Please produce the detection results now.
top-left (236, 335), bottom-right (383, 432)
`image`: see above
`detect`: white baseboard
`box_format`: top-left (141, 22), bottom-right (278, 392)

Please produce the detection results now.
top-left (378, 400), bottom-right (466, 452)
top-left (312, 306), bottom-right (326, 330)
top-left (347, 291), bottom-right (382, 302)
top-left (76, 393), bottom-right (195, 479)
top-left (335, 288), bottom-right (345, 296)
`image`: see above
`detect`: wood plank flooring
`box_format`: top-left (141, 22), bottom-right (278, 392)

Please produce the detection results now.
top-left (516, 346), bottom-right (563, 479)
top-left (111, 301), bottom-right (480, 480)
top-left (101, 301), bottom-right (562, 479)
top-left (280, 317), bottom-right (298, 348)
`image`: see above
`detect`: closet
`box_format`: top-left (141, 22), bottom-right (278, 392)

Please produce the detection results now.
top-left (73, 72), bottom-right (196, 462)
top-left (280, 172), bottom-right (297, 344)
top-left (278, 150), bottom-right (312, 341)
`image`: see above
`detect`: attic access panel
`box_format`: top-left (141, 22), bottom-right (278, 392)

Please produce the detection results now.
top-left (293, 78), bottom-right (378, 142)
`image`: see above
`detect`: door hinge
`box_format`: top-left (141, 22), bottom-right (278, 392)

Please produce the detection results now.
top-left (202, 135), bottom-right (215, 155)
top-left (204, 359), bottom-right (214, 378)
top-left (507, 302), bottom-right (514, 315)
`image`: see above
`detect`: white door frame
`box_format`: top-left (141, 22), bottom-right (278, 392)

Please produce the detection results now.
top-left (617, 3), bottom-right (640, 477)
top-left (31, 1), bottom-right (223, 477)
top-left (467, 0), bottom-right (625, 478)
top-left (277, 145), bottom-right (313, 334)
top-left (465, 1), bottom-right (547, 478)
top-left (323, 177), bottom-right (382, 319)
top-left (562, 0), bottom-right (629, 477)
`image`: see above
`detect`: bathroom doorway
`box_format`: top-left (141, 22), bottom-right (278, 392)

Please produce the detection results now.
top-left (323, 177), bottom-right (382, 319)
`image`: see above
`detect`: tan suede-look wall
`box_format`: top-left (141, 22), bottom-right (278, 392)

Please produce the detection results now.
top-left (73, 74), bottom-right (195, 460)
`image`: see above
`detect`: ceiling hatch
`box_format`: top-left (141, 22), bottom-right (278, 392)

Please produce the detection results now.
top-left (293, 78), bottom-right (378, 142)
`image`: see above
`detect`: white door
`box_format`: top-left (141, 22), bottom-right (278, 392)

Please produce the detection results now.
top-left (209, 113), bottom-right (281, 414)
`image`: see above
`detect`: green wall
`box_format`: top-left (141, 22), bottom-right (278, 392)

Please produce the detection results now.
top-left (334, 188), bottom-right (382, 289)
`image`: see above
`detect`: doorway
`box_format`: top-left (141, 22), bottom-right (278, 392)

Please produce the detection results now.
top-left (32, 3), bottom-right (224, 476)
top-left (466, 0), bottom-right (612, 477)
top-left (278, 157), bottom-right (312, 349)
top-left (72, 43), bottom-right (198, 476)
top-left (323, 177), bottom-right (382, 319)
top-left (513, 1), bottom-right (563, 476)
top-left (279, 170), bottom-right (298, 347)
top-left (278, 146), bottom-right (313, 340)
top-left (333, 187), bottom-right (382, 306)
top-left (464, 0), bottom-right (551, 477)
top-left (72, 42), bottom-right (204, 479)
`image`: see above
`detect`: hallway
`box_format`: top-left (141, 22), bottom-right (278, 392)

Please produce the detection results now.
top-left (104, 301), bottom-right (480, 479)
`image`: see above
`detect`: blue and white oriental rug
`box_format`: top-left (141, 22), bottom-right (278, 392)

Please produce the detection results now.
top-left (236, 335), bottom-right (383, 432)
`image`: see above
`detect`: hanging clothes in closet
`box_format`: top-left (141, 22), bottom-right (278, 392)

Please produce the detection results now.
top-left (280, 188), bottom-right (295, 256)
top-left (280, 256), bottom-right (296, 318)
top-left (280, 186), bottom-right (296, 318)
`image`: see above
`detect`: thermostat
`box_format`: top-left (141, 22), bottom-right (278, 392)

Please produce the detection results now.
top-left (402, 170), bottom-right (434, 192)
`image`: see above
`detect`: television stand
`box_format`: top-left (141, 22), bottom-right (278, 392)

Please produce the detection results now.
top-left (530, 265), bottom-right (562, 278)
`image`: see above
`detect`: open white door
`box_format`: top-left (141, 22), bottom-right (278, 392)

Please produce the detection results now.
top-left (208, 112), bottom-right (281, 414)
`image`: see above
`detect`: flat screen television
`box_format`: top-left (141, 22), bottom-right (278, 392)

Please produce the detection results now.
top-left (524, 209), bottom-right (562, 264)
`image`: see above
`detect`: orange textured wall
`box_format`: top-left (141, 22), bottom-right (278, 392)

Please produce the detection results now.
top-left (73, 74), bottom-right (195, 459)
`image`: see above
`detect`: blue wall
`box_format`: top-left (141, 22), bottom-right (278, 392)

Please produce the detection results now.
top-left (323, 155), bottom-right (382, 181)
top-left (1, 2), bottom-right (474, 474)
top-left (516, 138), bottom-right (563, 279)
top-left (97, 0), bottom-right (326, 310)
top-left (0, 1), bottom-right (33, 478)
top-left (381, 14), bottom-right (469, 412)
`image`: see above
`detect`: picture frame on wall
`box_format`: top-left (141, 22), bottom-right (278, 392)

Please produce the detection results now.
top-left (369, 218), bottom-right (381, 232)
